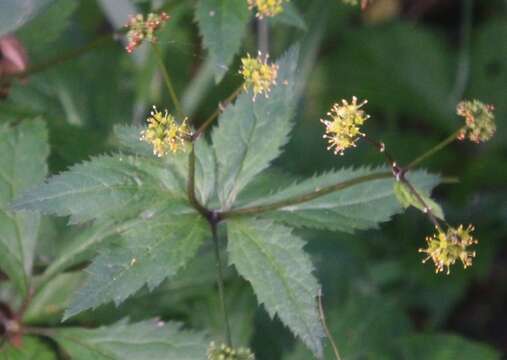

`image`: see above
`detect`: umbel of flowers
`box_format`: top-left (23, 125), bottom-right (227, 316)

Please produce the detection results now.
top-left (419, 225), bottom-right (478, 275)
top-left (239, 52), bottom-right (279, 101)
top-left (247, 0), bottom-right (289, 18)
top-left (125, 11), bottom-right (170, 53)
top-left (140, 106), bottom-right (190, 157)
top-left (321, 96), bottom-right (369, 155)
top-left (207, 342), bottom-right (255, 360)
top-left (457, 99), bottom-right (496, 143)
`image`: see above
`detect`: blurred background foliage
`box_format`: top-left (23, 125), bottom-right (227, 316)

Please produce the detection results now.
top-left (0, 0), bottom-right (506, 358)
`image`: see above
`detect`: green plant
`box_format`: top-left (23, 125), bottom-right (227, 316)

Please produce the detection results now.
top-left (0, 1), bottom-right (503, 359)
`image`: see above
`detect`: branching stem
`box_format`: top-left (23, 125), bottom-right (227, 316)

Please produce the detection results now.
top-left (406, 129), bottom-right (463, 170)
top-left (192, 85), bottom-right (244, 140)
top-left (318, 289), bottom-right (342, 360)
top-left (220, 172), bottom-right (392, 220)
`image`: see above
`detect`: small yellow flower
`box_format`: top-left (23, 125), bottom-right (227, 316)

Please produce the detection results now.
top-left (321, 96), bottom-right (370, 155)
top-left (140, 106), bottom-right (191, 157)
top-left (456, 100), bottom-right (496, 143)
top-left (125, 11), bottom-right (170, 53)
top-left (247, 0), bottom-right (288, 18)
top-left (207, 341), bottom-right (255, 360)
top-left (419, 225), bottom-right (478, 275)
top-left (240, 52), bottom-right (279, 101)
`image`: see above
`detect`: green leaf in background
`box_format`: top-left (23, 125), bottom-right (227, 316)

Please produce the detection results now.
top-left (16, 0), bottom-right (78, 52)
top-left (243, 168), bottom-right (439, 232)
top-left (228, 218), bottom-right (324, 357)
top-left (0, 0), bottom-right (53, 37)
top-left (284, 292), bottom-right (412, 360)
top-left (23, 271), bottom-right (86, 324)
top-left (469, 20), bottom-right (507, 142)
top-left (12, 154), bottom-right (185, 224)
top-left (212, 46), bottom-right (300, 209)
top-left (64, 214), bottom-right (207, 320)
top-left (269, 2), bottom-right (307, 31)
top-left (0, 336), bottom-right (57, 360)
top-left (195, 0), bottom-right (250, 82)
top-left (0, 119), bottom-right (49, 296)
top-left (397, 334), bottom-right (501, 360)
top-left (52, 319), bottom-right (208, 360)
top-left (393, 181), bottom-right (445, 220)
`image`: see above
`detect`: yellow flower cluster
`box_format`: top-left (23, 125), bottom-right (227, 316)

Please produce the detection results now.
top-left (321, 97), bottom-right (370, 155)
top-left (419, 225), bottom-right (478, 275)
top-left (207, 342), bottom-right (255, 360)
top-left (125, 12), bottom-right (170, 53)
top-left (247, 0), bottom-right (288, 18)
top-left (456, 100), bottom-right (496, 143)
top-left (140, 106), bottom-right (190, 157)
top-left (240, 53), bottom-right (279, 101)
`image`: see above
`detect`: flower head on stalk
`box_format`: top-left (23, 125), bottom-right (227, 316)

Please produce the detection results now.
top-left (240, 52), bottom-right (279, 101)
top-left (125, 11), bottom-right (170, 53)
top-left (207, 342), bottom-right (255, 360)
top-left (456, 100), bottom-right (496, 143)
top-left (321, 96), bottom-right (370, 155)
top-left (140, 106), bottom-right (191, 157)
top-left (419, 225), bottom-right (478, 275)
top-left (247, 0), bottom-right (289, 18)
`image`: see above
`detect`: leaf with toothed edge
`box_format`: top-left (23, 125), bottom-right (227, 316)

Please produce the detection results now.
top-left (228, 218), bottom-right (324, 358)
top-left (239, 167), bottom-right (440, 233)
top-left (212, 45), bottom-right (301, 210)
top-left (63, 214), bottom-right (208, 320)
top-left (52, 319), bottom-right (208, 360)
top-left (195, 0), bottom-right (250, 82)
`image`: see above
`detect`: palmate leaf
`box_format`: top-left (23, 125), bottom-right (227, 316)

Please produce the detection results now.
top-left (12, 154), bottom-right (186, 224)
top-left (52, 319), bottom-right (208, 360)
top-left (0, 120), bottom-right (49, 296)
top-left (212, 46), bottom-right (300, 209)
top-left (195, 0), bottom-right (250, 82)
top-left (227, 218), bottom-right (324, 357)
top-left (238, 168), bottom-right (440, 232)
top-left (63, 214), bottom-right (208, 320)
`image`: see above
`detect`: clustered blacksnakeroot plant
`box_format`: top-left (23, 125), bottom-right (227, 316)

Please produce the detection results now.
top-left (0, 3), bottom-right (499, 360)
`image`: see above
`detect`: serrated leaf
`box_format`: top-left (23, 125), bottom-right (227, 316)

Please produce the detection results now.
top-left (64, 214), bottom-right (208, 320)
top-left (0, 336), bottom-right (57, 360)
top-left (212, 46), bottom-right (300, 209)
top-left (397, 334), bottom-right (501, 360)
top-left (238, 168), bottom-right (439, 232)
top-left (113, 125), bottom-right (216, 205)
top-left (13, 154), bottom-right (186, 224)
top-left (393, 181), bottom-right (444, 220)
top-left (195, 0), bottom-right (250, 82)
top-left (0, 119), bottom-right (49, 296)
top-left (52, 319), bottom-right (208, 360)
top-left (16, 0), bottom-right (78, 51)
top-left (228, 218), bottom-right (324, 357)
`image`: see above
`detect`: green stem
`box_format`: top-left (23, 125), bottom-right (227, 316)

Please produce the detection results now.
top-left (406, 129), bottom-right (463, 170)
top-left (192, 84), bottom-right (243, 140)
top-left (151, 43), bottom-right (184, 118)
top-left (318, 289), bottom-right (342, 360)
top-left (210, 221), bottom-right (232, 347)
top-left (220, 172), bottom-right (392, 219)
top-left (0, 32), bottom-right (115, 85)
